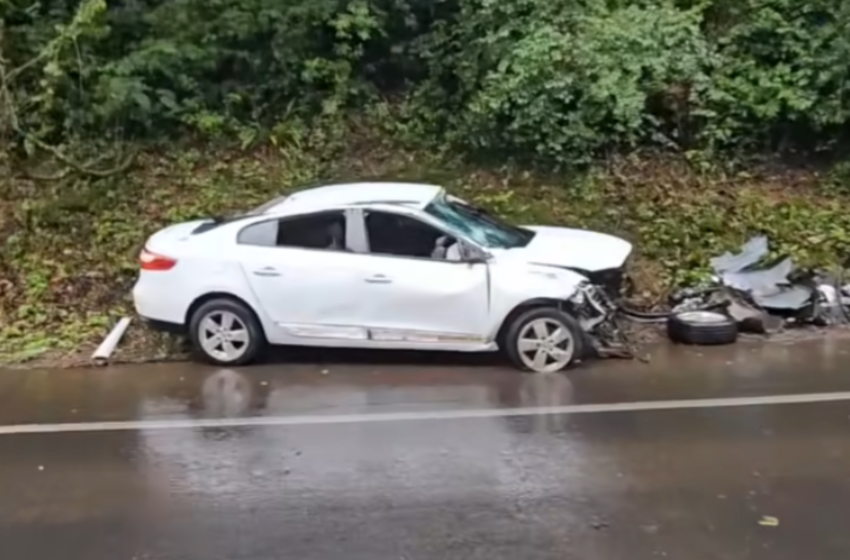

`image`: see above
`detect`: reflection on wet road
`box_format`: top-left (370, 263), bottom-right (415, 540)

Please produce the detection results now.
top-left (1, 340), bottom-right (850, 559)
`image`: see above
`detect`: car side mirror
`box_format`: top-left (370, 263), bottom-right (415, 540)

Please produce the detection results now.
top-left (460, 242), bottom-right (490, 264)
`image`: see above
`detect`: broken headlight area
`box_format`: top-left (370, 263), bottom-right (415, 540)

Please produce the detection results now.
top-left (567, 266), bottom-right (629, 301)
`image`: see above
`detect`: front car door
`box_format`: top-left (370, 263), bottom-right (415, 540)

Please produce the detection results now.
top-left (236, 210), bottom-right (371, 342)
top-left (344, 207), bottom-right (491, 346)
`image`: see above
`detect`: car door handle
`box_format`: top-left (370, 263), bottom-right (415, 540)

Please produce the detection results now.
top-left (365, 274), bottom-right (392, 284)
top-left (253, 267), bottom-right (281, 277)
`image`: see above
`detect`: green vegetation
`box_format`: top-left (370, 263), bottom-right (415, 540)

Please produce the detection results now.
top-left (2, 0), bottom-right (850, 364)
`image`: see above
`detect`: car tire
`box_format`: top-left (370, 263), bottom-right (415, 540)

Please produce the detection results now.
top-left (667, 311), bottom-right (738, 345)
top-left (188, 298), bottom-right (266, 366)
top-left (504, 307), bottom-right (585, 373)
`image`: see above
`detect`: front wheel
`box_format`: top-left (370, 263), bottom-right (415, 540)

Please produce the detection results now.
top-left (504, 307), bottom-right (585, 373)
top-left (188, 298), bottom-right (266, 366)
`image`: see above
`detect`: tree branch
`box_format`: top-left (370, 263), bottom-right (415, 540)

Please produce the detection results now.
top-left (0, 4), bottom-right (137, 181)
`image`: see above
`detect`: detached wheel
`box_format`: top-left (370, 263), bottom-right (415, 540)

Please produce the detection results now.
top-left (504, 307), bottom-right (585, 373)
top-left (667, 311), bottom-right (738, 345)
top-left (189, 298), bottom-right (266, 366)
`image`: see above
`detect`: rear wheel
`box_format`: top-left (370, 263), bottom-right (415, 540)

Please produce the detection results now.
top-left (188, 298), bottom-right (265, 366)
top-left (504, 307), bottom-right (585, 373)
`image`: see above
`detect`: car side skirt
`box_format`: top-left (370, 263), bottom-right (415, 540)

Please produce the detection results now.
top-left (276, 322), bottom-right (496, 352)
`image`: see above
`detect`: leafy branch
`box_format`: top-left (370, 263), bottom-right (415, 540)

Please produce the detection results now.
top-left (0, 0), bottom-right (136, 179)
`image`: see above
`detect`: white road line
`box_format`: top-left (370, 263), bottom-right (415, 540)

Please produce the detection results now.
top-left (2, 391), bottom-right (850, 435)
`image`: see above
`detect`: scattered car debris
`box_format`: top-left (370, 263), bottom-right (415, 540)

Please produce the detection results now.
top-left (758, 515), bottom-right (780, 527)
top-left (589, 518), bottom-right (610, 530)
top-left (666, 311), bottom-right (738, 346)
top-left (91, 317), bottom-right (132, 365)
top-left (667, 236), bottom-right (850, 341)
top-left (710, 235), bottom-right (767, 275)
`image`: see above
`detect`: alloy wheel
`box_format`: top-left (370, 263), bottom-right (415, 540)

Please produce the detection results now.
top-left (198, 310), bottom-right (251, 362)
top-left (516, 317), bottom-right (576, 373)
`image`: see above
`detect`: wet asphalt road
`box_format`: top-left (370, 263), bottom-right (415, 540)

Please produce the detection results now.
top-left (2, 339), bottom-right (850, 559)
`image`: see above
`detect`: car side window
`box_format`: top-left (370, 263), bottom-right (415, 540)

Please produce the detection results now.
top-left (365, 211), bottom-right (456, 259)
top-left (238, 211), bottom-right (348, 250)
top-left (237, 219), bottom-right (278, 247)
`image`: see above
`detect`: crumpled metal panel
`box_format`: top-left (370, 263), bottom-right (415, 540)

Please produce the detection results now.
top-left (674, 235), bottom-right (847, 326)
top-left (713, 238), bottom-right (814, 310)
top-left (710, 236), bottom-right (769, 274)
top-left (750, 285), bottom-right (814, 310)
top-left (721, 257), bottom-right (795, 298)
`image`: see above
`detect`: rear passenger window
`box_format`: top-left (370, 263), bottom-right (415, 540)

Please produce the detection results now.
top-left (237, 211), bottom-right (348, 250)
top-left (237, 219), bottom-right (277, 247)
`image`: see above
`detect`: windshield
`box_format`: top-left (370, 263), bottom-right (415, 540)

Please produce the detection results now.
top-left (424, 194), bottom-right (534, 249)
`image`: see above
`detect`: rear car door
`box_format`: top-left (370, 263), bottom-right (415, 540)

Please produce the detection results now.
top-left (236, 210), bottom-right (370, 341)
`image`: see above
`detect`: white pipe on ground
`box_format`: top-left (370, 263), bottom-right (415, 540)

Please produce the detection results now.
top-left (91, 317), bottom-right (132, 363)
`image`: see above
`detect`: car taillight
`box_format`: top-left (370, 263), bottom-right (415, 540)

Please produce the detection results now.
top-left (139, 247), bottom-right (177, 271)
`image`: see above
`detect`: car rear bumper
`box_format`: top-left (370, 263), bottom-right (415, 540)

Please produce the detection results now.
top-left (139, 316), bottom-right (185, 334)
top-left (132, 273), bottom-right (190, 327)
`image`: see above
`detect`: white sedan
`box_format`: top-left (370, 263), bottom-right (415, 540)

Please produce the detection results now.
top-left (132, 182), bottom-right (633, 372)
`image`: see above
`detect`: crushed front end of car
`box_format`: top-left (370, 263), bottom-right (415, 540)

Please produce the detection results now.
top-left (565, 280), bottom-right (636, 359)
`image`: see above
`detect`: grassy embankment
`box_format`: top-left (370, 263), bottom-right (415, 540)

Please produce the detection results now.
top-left (2, 136), bottom-right (849, 367)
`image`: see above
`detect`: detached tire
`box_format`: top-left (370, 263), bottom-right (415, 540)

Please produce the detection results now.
top-left (189, 298), bottom-right (266, 366)
top-left (504, 307), bottom-right (585, 373)
top-left (667, 311), bottom-right (738, 346)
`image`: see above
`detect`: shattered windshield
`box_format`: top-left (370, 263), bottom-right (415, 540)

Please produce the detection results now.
top-left (424, 194), bottom-right (534, 249)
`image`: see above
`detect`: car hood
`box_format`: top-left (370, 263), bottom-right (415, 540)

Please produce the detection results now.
top-left (504, 226), bottom-right (633, 272)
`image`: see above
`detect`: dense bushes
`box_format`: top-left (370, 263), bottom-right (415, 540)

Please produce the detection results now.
top-left (3, 0), bottom-right (850, 165)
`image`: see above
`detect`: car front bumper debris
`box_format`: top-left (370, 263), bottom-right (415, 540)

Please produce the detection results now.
top-left (568, 281), bottom-right (636, 360)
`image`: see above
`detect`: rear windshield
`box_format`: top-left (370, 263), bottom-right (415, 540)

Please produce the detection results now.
top-left (190, 214), bottom-right (261, 234)
top-left (191, 196), bottom-right (289, 235)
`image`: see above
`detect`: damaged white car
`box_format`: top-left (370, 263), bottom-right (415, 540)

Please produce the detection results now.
top-left (132, 182), bottom-right (633, 372)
